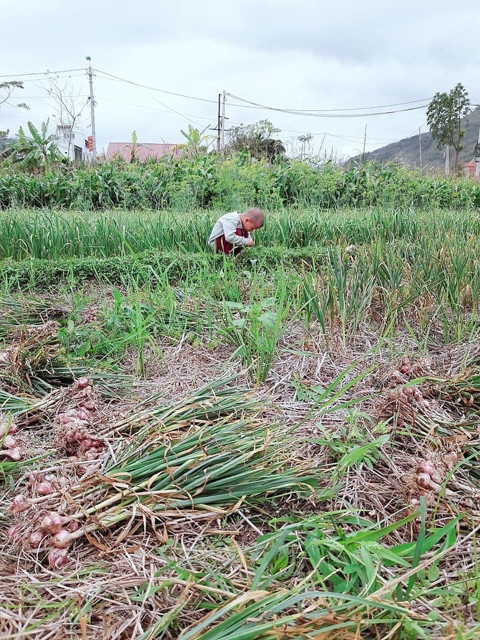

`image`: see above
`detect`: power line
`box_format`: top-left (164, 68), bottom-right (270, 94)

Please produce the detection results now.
top-left (94, 69), bottom-right (218, 105)
top-left (98, 95), bottom-right (213, 120)
top-left (141, 87), bottom-right (205, 128)
top-left (94, 69), bottom-right (431, 118)
top-left (4, 66), bottom-right (479, 120)
top-left (87, 89), bottom-right (399, 141)
top-left (226, 92), bottom-right (430, 118)
top-left (10, 95), bottom-right (89, 99)
top-left (0, 68), bottom-right (86, 79)
top-left (5, 73), bottom-right (87, 84)
top-left (97, 86), bottom-right (210, 128)
top-left (4, 64), bottom-right (457, 155)
top-left (229, 95), bottom-right (432, 113)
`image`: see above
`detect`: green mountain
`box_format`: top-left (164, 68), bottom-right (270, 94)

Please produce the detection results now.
top-left (349, 106), bottom-right (480, 172)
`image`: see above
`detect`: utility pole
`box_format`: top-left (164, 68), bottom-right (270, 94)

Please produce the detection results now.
top-left (209, 93), bottom-right (222, 152)
top-left (216, 93), bottom-right (221, 152)
top-left (444, 144), bottom-right (450, 176)
top-left (360, 124), bottom-right (367, 163)
top-left (418, 127), bottom-right (422, 173)
top-left (221, 90), bottom-right (226, 152)
top-left (86, 56), bottom-right (97, 162)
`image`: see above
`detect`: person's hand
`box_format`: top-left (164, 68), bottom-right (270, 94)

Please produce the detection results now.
top-left (246, 238), bottom-right (254, 247)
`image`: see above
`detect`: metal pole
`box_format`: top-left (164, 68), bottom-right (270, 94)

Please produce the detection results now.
top-left (360, 124), bottom-right (367, 164)
top-left (217, 93), bottom-right (221, 152)
top-left (86, 56), bottom-right (97, 162)
top-left (221, 90), bottom-right (226, 151)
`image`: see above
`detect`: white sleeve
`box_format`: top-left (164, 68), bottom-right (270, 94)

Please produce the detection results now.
top-left (223, 217), bottom-right (249, 246)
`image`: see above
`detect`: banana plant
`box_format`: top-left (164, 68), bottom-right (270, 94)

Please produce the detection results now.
top-left (9, 120), bottom-right (63, 173)
top-left (180, 124), bottom-right (211, 158)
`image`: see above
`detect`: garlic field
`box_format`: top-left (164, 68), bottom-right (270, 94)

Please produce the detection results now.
top-left (2, 205), bottom-right (480, 639)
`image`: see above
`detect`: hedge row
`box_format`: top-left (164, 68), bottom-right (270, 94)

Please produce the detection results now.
top-left (1, 156), bottom-right (479, 211)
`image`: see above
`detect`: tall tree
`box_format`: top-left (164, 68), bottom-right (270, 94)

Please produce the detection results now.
top-left (44, 73), bottom-right (89, 158)
top-left (426, 83), bottom-right (471, 173)
top-left (227, 120), bottom-right (286, 162)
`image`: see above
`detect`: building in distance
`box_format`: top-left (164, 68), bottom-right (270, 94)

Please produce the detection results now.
top-left (106, 142), bottom-right (182, 163)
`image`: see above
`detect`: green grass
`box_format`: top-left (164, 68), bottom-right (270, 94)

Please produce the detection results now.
top-left (3, 206), bottom-right (480, 260)
top-left (1, 207), bottom-right (480, 350)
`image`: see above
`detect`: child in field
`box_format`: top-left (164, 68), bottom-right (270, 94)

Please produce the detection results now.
top-left (208, 208), bottom-right (264, 255)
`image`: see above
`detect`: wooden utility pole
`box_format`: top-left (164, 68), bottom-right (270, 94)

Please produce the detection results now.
top-left (86, 56), bottom-right (97, 162)
top-left (444, 144), bottom-right (450, 176)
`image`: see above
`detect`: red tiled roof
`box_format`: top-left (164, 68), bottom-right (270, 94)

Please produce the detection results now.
top-left (106, 142), bottom-right (182, 162)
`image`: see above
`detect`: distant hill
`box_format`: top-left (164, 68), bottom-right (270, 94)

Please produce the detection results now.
top-left (348, 107), bottom-right (480, 172)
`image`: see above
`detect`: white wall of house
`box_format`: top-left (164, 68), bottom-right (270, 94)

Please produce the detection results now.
top-left (56, 125), bottom-right (92, 162)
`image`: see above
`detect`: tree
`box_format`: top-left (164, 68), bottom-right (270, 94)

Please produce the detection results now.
top-left (43, 73), bottom-right (89, 158)
top-left (227, 119), bottom-right (286, 162)
top-left (129, 130), bottom-right (140, 163)
top-left (180, 124), bottom-right (211, 158)
top-left (426, 83), bottom-right (471, 173)
top-left (7, 120), bottom-right (63, 173)
top-left (297, 133), bottom-right (313, 159)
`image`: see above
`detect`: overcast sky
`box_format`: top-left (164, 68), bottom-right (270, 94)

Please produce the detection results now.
top-left (2, 0), bottom-right (479, 160)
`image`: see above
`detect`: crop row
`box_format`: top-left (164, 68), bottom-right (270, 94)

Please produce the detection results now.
top-left (1, 157), bottom-right (479, 210)
top-left (2, 206), bottom-right (480, 260)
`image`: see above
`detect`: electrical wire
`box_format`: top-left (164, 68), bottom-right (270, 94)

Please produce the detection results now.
top-left (95, 89), bottom-right (399, 141)
top-left (4, 66), bottom-right (479, 120)
top-left (3, 73), bottom-right (87, 84)
top-left (15, 95), bottom-right (89, 99)
top-left (143, 92), bottom-right (205, 128)
top-left (229, 95), bottom-right (432, 113)
top-left (96, 85), bottom-right (209, 128)
top-left (10, 64), bottom-right (475, 155)
top-left (94, 69), bottom-right (432, 119)
top-left (92, 70), bottom-right (430, 143)
top-left (98, 95), bottom-right (214, 123)
top-left (226, 92), bottom-right (430, 118)
top-left (0, 68), bottom-right (86, 79)
top-left (94, 68), bottom-right (218, 105)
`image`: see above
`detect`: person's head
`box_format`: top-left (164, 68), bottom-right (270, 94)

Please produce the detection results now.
top-left (240, 207), bottom-right (264, 233)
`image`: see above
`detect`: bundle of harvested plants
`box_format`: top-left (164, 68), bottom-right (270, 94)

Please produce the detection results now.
top-left (8, 384), bottom-right (316, 567)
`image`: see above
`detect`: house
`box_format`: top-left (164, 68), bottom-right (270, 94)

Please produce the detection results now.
top-left (105, 142), bottom-right (182, 163)
top-left (56, 124), bottom-right (91, 162)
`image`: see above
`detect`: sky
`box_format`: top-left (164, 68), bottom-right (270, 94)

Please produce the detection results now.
top-left (1, 0), bottom-right (479, 160)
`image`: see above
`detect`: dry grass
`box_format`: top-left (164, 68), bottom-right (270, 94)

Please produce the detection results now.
top-left (2, 318), bottom-right (480, 638)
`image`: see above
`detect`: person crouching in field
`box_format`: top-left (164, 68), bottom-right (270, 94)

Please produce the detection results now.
top-left (208, 208), bottom-right (264, 255)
